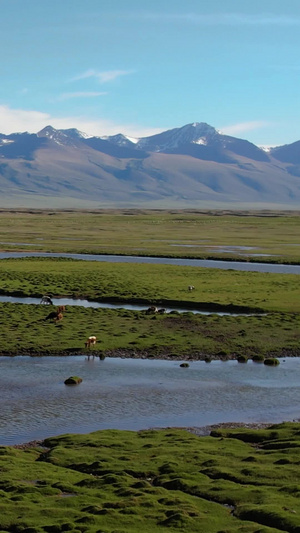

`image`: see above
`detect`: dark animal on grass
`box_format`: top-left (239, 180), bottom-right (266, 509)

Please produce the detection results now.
top-left (85, 336), bottom-right (97, 348)
top-left (55, 312), bottom-right (63, 323)
top-left (44, 309), bottom-right (63, 323)
top-left (146, 306), bottom-right (158, 314)
top-left (157, 308), bottom-right (166, 314)
top-left (40, 295), bottom-right (53, 305)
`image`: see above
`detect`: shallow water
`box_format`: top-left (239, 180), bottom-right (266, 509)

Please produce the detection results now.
top-left (0, 251), bottom-right (300, 273)
top-left (0, 296), bottom-right (261, 316)
top-left (0, 356), bottom-right (299, 446)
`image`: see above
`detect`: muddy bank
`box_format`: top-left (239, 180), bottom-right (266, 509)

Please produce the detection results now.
top-left (1, 346), bottom-right (300, 360)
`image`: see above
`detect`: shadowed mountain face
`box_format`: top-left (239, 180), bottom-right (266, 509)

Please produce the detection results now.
top-left (0, 122), bottom-right (300, 208)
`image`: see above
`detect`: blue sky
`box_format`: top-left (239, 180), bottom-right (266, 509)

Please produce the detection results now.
top-left (1, 0), bottom-right (300, 146)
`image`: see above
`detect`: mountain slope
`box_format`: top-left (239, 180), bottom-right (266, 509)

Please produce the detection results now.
top-left (0, 123), bottom-right (299, 209)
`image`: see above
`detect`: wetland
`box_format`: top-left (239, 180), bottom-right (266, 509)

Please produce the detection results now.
top-left (1, 210), bottom-right (300, 532)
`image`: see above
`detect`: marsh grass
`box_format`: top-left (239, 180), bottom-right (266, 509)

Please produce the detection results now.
top-left (0, 257), bottom-right (300, 313)
top-left (0, 300), bottom-right (299, 358)
top-left (0, 422), bottom-right (299, 532)
top-left (0, 210), bottom-right (300, 262)
top-left (0, 257), bottom-right (299, 357)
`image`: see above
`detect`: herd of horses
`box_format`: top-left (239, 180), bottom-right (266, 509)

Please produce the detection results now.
top-left (40, 284), bottom-right (195, 352)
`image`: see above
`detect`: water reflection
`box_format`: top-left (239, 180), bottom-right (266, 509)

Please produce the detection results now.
top-left (0, 356), bottom-right (298, 446)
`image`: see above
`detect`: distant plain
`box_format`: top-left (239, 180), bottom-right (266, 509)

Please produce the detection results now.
top-left (0, 208), bottom-right (300, 262)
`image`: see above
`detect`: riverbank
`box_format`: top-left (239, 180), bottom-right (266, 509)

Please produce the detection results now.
top-left (2, 346), bottom-right (300, 360)
top-left (10, 422), bottom-right (279, 450)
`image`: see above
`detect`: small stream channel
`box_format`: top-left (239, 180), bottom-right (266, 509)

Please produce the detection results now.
top-left (0, 295), bottom-right (262, 316)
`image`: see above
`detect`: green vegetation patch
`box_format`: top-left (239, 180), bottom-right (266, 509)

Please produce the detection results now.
top-left (0, 300), bottom-right (299, 359)
top-left (1, 422), bottom-right (300, 532)
top-left (0, 210), bottom-right (300, 263)
top-left (1, 256), bottom-right (300, 313)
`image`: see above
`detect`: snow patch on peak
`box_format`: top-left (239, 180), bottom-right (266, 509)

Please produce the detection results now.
top-left (260, 146), bottom-right (272, 152)
top-left (193, 137), bottom-right (207, 145)
top-left (63, 128), bottom-right (92, 139)
top-left (100, 133), bottom-right (138, 147)
top-left (125, 136), bottom-right (139, 144)
top-left (0, 138), bottom-right (14, 145)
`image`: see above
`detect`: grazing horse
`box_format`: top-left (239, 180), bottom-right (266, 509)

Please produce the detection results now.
top-left (55, 312), bottom-right (63, 323)
top-left (40, 295), bottom-right (53, 305)
top-left (157, 308), bottom-right (166, 314)
top-left (44, 308), bottom-right (64, 323)
top-left (85, 336), bottom-right (97, 348)
top-left (57, 305), bottom-right (65, 314)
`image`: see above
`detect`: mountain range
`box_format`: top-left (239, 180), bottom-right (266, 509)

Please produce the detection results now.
top-left (0, 122), bottom-right (300, 209)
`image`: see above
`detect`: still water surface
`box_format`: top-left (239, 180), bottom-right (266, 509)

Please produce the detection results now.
top-left (1, 251), bottom-right (300, 274)
top-left (1, 356), bottom-right (299, 446)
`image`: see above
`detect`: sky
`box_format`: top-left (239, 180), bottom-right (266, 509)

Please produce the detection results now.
top-left (1, 0), bottom-right (300, 147)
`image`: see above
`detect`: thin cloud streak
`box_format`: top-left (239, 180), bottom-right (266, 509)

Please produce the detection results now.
top-left (71, 69), bottom-right (135, 84)
top-left (57, 91), bottom-right (107, 101)
top-left (220, 121), bottom-right (272, 136)
top-left (130, 12), bottom-right (300, 26)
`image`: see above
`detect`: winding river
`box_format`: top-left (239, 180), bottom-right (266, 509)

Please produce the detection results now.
top-left (1, 251), bottom-right (300, 274)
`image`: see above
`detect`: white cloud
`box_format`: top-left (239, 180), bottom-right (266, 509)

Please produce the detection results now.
top-left (57, 91), bottom-right (107, 101)
top-left (220, 120), bottom-right (272, 136)
top-left (71, 69), bottom-right (135, 84)
top-left (0, 104), bottom-right (162, 138)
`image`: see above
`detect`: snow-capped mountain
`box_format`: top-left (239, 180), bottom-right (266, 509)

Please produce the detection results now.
top-left (100, 133), bottom-right (138, 148)
top-left (102, 122), bottom-right (270, 163)
top-left (135, 122), bottom-right (219, 151)
top-left (0, 122), bottom-right (299, 209)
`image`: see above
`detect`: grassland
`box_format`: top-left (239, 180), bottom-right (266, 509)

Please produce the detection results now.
top-left (0, 422), bottom-right (299, 532)
top-left (1, 210), bottom-right (300, 531)
top-left (0, 257), bottom-right (299, 358)
top-left (0, 209), bottom-right (300, 262)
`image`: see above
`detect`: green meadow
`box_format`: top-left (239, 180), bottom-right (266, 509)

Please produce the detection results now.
top-left (1, 422), bottom-right (300, 532)
top-left (0, 209), bottom-right (300, 261)
top-left (0, 257), bottom-right (299, 357)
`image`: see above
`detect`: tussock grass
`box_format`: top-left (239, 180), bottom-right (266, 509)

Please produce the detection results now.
top-left (0, 422), bottom-right (299, 532)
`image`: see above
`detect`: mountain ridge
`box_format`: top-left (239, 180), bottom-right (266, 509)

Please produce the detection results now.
top-left (0, 122), bottom-right (299, 209)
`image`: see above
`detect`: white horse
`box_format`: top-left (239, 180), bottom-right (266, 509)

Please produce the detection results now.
top-left (85, 336), bottom-right (97, 348)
